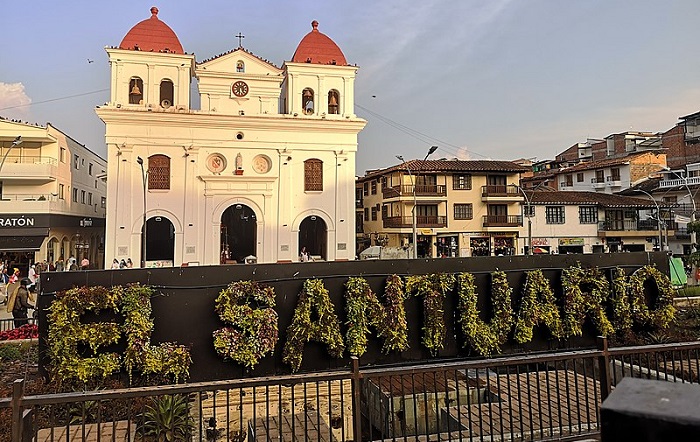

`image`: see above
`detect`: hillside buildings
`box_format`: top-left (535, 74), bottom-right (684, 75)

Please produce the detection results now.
top-left (0, 119), bottom-right (106, 270)
top-left (97, 8), bottom-right (365, 267)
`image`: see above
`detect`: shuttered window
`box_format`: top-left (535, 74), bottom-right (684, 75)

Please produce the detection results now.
top-left (148, 155), bottom-right (170, 190)
top-left (304, 159), bottom-right (323, 191)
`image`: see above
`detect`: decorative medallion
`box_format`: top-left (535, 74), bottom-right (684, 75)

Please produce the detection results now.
top-left (253, 154), bottom-right (272, 174)
top-left (206, 154), bottom-right (227, 174)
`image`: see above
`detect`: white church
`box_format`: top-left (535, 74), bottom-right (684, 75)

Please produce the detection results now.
top-left (97, 7), bottom-right (366, 267)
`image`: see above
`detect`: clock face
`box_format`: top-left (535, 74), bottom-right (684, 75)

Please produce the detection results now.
top-left (206, 154), bottom-right (227, 173)
top-left (231, 81), bottom-right (249, 97)
top-left (252, 155), bottom-right (272, 174)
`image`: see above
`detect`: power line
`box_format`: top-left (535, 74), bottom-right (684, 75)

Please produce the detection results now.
top-left (355, 103), bottom-right (489, 159)
top-left (0, 89), bottom-right (109, 112)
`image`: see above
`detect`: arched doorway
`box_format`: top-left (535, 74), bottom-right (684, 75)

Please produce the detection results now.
top-left (220, 204), bottom-right (257, 263)
top-left (299, 215), bottom-right (327, 260)
top-left (142, 216), bottom-right (175, 265)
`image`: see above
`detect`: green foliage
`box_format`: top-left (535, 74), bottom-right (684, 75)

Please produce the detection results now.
top-left (0, 343), bottom-right (23, 361)
top-left (686, 220), bottom-right (700, 234)
top-left (138, 394), bottom-right (194, 442)
top-left (283, 279), bottom-right (344, 372)
top-left (514, 269), bottom-right (562, 343)
top-left (406, 273), bottom-right (455, 356)
top-left (688, 252), bottom-right (700, 267)
top-left (628, 265), bottom-right (676, 328)
top-left (212, 281), bottom-right (279, 370)
top-left (344, 275), bottom-right (409, 357)
top-left (457, 271), bottom-right (514, 356)
top-left (611, 267), bottom-right (632, 331)
top-left (561, 264), bottom-right (614, 338)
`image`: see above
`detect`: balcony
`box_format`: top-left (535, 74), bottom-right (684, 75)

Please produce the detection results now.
top-left (0, 193), bottom-right (64, 213)
top-left (659, 176), bottom-right (700, 189)
top-left (606, 176), bottom-right (622, 188)
top-left (482, 215), bottom-right (522, 228)
top-left (0, 156), bottom-right (58, 183)
top-left (480, 185), bottom-right (524, 202)
top-left (590, 177), bottom-right (606, 190)
top-left (383, 216), bottom-right (447, 229)
top-left (598, 219), bottom-right (663, 232)
top-left (382, 185), bottom-right (446, 199)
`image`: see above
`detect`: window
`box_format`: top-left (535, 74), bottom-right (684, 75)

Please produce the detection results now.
top-left (328, 90), bottom-right (339, 114)
top-left (545, 206), bottom-right (565, 224)
top-left (304, 158), bottom-right (323, 191)
top-left (371, 180), bottom-right (377, 195)
top-left (662, 196), bottom-right (677, 204)
top-left (454, 203), bottom-right (473, 220)
top-left (610, 167), bottom-right (621, 181)
top-left (579, 206), bottom-right (598, 224)
top-left (381, 205), bottom-right (388, 219)
top-left (381, 176), bottom-right (387, 190)
top-left (58, 184), bottom-right (64, 199)
top-left (371, 206), bottom-right (377, 221)
top-left (159, 79), bottom-right (174, 107)
top-left (236, 61), bottom-right (245, 73)
top-left (80, 190), bottom-right (85, 204)
top-left (302, 88), bottom-right (314, 115)
top-left (89, 163), bottom-right (93, 176)
top-left (595, 170), bottom-right (604, 183)
top-left (523, 205), bottom-right (535, 218)
top-left (101, 197), bottom-right (106, 208)
top-left (148, 155), bottom-right (171, 190)
top-left (453, 174), bottom-right (472, 190)
top-left (129, 77), bottom-right (143, 104)
top-left (88, 192), bottom-right (92, 206)
top-left (72, 188), bottom-right (78, 202)
top-left (565, 175), bottom-right (573, 186)
top-left (74, 154), bottom-right (79, 169)
top-left (60, 148), bottom-right (66, 163)
top-left (363, 182), bottom-right (368, 196)
top-left (576, 173), bottom-right (584, 183)
top-left (364, 207), bottom-right (369, 221)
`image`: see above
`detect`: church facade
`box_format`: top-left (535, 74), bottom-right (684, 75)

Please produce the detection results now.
top-left (97, 8), bottom-right (365, 267)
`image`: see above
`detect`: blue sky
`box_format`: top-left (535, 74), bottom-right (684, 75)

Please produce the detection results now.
top-left (2, 0), bottom-right (699, 174)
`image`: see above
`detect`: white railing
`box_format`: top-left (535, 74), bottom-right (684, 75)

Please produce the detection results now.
top-left (659, 176), bottom-right (700, 188)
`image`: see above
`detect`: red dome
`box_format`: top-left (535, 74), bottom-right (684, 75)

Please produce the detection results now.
top-left (292, 21), bottom-right (347, 66)
top-left (119, 7), bottom-right (184, 54)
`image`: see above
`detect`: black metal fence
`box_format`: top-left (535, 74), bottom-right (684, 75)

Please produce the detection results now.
top-left (0, 318), bottom-right (36, 333)
top-left (4, 337), bottom-right (700, 442)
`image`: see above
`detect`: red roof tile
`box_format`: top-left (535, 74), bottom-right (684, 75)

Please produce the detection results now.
top-left (359, 159), bottom-right (527, 182)
top-left (119, 7), bottom-right (184, 54)
top-left (528, 190), bottom-right (664, 208)
top-left (292, 21), bottom-right (347, 66)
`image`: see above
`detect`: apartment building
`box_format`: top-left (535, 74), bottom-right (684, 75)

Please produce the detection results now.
top-left (526, 191), bottom-right (665, 254)
top-left (0, 119), bottom-right (107, 271)
top-left (356, 159), bottom-right (527, 258)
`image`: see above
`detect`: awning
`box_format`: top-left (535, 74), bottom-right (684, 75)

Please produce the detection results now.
top-left (0, 235), bottom-right (45, 251)
top-left (669, 257), bottom-right (688, 287)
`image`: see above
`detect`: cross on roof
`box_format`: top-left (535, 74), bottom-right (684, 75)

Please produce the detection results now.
top-left (236, 32), bottom-right (245, 47)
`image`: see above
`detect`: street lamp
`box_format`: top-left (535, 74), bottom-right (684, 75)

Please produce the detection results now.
top-left (136, 156), bottom-right (148, 268)
top-left (633, 189), bottom-right (664, 251)
top-left (0, 136), bottom-right (22, 174)
top-left (514, 185), bottom-right (533, 255)
top-left (396, 145), bottom-right (438, 259)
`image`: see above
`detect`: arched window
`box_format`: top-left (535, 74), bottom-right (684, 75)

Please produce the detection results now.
top-left (159, 79), bottom-right (174, 108)
top-left (236, 61), bottom-right (245, 73)
top-left (328, 90), bottom-right (340, 114)
top-left (129, 77), bottom-right (143, 104)
top-left (302, 88), bottom-right (314, 115)
top-left (304, 158), bottom-right (323, 191)
top-left (148, 155), bottom-right (170, 190)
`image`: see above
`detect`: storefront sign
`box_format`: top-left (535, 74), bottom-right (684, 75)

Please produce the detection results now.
top-left (531, 238), bottom-right (549, 246)
top-left (559, 237), bottom-right (585, 246)
top-left (0, 216), bottom-right (35, 227)
top-left (420, 229), bottom-right (433, 235)
top-left (79, 218), bottom-right (93, 227)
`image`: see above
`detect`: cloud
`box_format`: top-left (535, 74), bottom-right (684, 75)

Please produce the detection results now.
top-left (0, 82), bottom-right (32, 119)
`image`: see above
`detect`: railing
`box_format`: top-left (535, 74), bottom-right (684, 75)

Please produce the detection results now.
top-left (382, 185), bottom-right (447, 198)
top-left (4, 338), bottom-right (700, 442)
top-left (0, 317), bottom-right (36, 332)
top-left (482, 214), bottom-right (522, 227)
top-left (480, 184), bottom-right (522, 198)
top-left (383, 216), bottom-right (447, 228)
top-left (659, 176), bottom-right (700, 189)
top-left (1, 156), bottom-right (57, 165)
top-left (0, 193), bottom-right (59, 202)
top-left (598, 219), bottom-right (662, 231)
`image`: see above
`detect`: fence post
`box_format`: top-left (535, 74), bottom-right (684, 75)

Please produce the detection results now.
top-left (11, 379), bottom-right (25, 442)
top-left (597, 336), bottom-right (612, 401)
top-left (351, 356), bottom-right (362, 442)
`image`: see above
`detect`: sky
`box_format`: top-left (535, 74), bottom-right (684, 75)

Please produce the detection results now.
top-left (2, 0), bottom-right (700, 175)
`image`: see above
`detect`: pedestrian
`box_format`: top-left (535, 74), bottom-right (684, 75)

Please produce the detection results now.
top-left (0, 266), bottom-right (8, 305)
top-left (55, 257), bottom-right (64, 272)
top-left (111, 258), bottom-right (120, 269)
top-left (11, 278), bottom-right (33, 328)
top-left (126, 258), bottom-right (133, 268)
top-left (81, 257), bottom-right (90, 270)
top-left (27, 263), bottom-right (37, 291)
top-left (299, 246), bottom-right (310, 262)
top-left (9, 268), bottom-right (20, 284)
top-left (120, 259), bottom-right (127, 269)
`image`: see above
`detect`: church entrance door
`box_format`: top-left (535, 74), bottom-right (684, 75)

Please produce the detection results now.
top-left (220, 204), bottom-right (257, 263)
top-left (299, 216), bottom-right (327, 261)
top-left (143, 216), bottom-right (175, 266)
